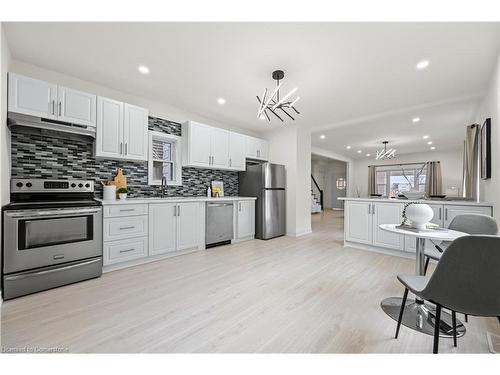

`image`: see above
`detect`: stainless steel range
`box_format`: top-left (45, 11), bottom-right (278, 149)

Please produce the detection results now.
top-left (2, 179), bottom-right (102, 300)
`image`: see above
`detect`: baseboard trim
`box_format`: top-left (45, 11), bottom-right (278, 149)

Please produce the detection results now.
top-left (287, 229), bottom-right (313, 237)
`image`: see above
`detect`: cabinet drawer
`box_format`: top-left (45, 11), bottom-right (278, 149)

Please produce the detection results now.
top-left (104, 216), bottom-right (148, 241)
top-left (103, 204), bottom-right (148, 218)
top-left (104, 237), bottom-right (147, 265)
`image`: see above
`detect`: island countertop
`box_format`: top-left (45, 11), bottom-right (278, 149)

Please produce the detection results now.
top-left (338, 197), bottom-right (493, 207)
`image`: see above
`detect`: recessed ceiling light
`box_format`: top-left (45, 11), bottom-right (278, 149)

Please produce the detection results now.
top-left (346, 146), bottom-right (351, 149)
top-left (366, 153), bottom-right (371, 157)
top-left (412, 117), bottom-right (420, 123)
top-left (427, 141), bottom-right (433, 145)
top-left (320, 134), bottom-right (326, 139)
top-left (138, 65), bottom-right (150, 75)
top-left (217, 98), bottom-right (226, 105)
top-left (430, 146), bottom-right (436, 150)
top-left (423, 135), bottom-right (429, 139)
top-left (416, 60), bottom-right (430, 70)
top-left (357, 150), bottom-right (362, 154)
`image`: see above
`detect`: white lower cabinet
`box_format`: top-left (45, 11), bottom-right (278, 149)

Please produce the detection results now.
top-left (235, 200), bottom-right (255, 240)
top-left (443, 205), bottom-right (492, 227)
top-left (372, 202), bottom-right (404, 250)
top-left (345, 201), bottom-right (372, 244)
top-left (149, 202), bottom-right (205, 256)
top-left (149, 203), bottom-right (177, 256)
top-left (104, 237), bottom-right (148, 265)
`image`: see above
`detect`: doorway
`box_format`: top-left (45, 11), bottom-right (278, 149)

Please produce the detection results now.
top-left (311, 154), bottom-right (348, 212)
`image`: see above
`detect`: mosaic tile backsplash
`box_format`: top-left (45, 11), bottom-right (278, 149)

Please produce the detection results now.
top-left (11, 116), bottom-right (239, 198)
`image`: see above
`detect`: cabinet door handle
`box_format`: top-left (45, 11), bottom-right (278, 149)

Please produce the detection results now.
top-left (445, 208), bottom-right (448, 221)
top-left (119, 226), bottom-right (135, 230)
top-left (51, 100), bottom-right (55, 115)
top-left (119, 248), bottom-right (135, 253)
top-left (177, 206), bottom-right (181, 216)
top-left (120, 142), bottom-right (123, 155)
top-left (368, 204), bottom-right (370, 214)
top-left (58, 101), bottom-right (62, 116)
top-left (239, 202), bottom-right (242, 212)
top-left (208, 156), bottom-right (211, 165)
top-left (119, 208), bottom-right (135, 212)
top-left (229, 158), bottom-right (232, 167)
top-left (125, 143), bottom-right (128, 155)
top-left (439, 207), bottom-right (442, 220)
top-left (372, 203), bottom-right (375, 215)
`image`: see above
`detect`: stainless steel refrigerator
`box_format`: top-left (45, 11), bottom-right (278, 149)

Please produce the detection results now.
top-left (239, 163), bottom-right (286, 239)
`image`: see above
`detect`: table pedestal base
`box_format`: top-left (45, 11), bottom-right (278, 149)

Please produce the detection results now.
top-left (381, 297), bottom-right (466, 338)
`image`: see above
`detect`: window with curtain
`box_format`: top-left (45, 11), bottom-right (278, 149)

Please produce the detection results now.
top-left (374, 164), bottom-right (427, 198)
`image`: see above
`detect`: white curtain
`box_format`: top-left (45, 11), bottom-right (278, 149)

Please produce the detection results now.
top-left (462, 124), bottom-right (480, 200)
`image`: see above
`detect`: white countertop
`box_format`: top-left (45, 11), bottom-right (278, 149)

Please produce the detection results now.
top-left (98, 196), bottom-right (257, 205)
top-left (338, 197), bottom-right (493, 207)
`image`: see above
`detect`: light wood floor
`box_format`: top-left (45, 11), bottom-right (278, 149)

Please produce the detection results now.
top-left (1, 210), bottom-right (498, 353)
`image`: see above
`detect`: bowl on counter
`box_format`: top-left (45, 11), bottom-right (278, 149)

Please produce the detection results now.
top-left (402, 191), bottom-right (426, 200)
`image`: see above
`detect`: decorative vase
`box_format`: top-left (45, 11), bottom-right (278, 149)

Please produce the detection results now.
top-left (103, 185), bottom-right (116, 201)
top-left (405, 203), bottom-right (434, 229)
top-left (119, 193), bottom-right (127, 200)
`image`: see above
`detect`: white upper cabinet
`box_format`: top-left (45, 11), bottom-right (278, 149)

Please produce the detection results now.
top-left (246, 136), bottom-right (268, 160)
top-left (210, 127), bottom-right (230, 168)
top-left (96, 97), bottom-right (124, 159)
top-left (57, 86), bottom-right (96, 127)
top-left (8, 73), bottom-right (58, 119)
top-left (229, 132), bottom-right (247, 171)
top-left (8, 73), bottom-right (96, 127)
top-left (185, 121), bottom-right (213, 167)
top-left (182, 121), bottom-right (269, 171)
top-left (123, 104), bottom-right (148, 161)
top-left (96, 97), bottom-right (148, 161)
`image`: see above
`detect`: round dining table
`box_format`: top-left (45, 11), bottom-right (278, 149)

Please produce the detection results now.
top-left (379, 223), bottom-right (469, 338)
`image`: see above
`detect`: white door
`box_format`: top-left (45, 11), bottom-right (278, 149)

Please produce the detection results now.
top-left (372, 202), bottom-right (404, 250)
top-left (256, 138), bottom-right (269, 160)
top-left (177, 202), bottom-right (201, 251)
top-left (188, 122), bottom-right (212, 167)
top-left (210, 128), bottom-right (230, 168)
top-left (345, 201), bottom-right (372, 244)
top-left (149, 203), bottom-right (176, 255)
top-left (444, 205), bottom-right (493, 228)
top-left (237, 200), bottom-right (255, 238)
top-left (96, 97), bottom-right (124, 159)
top-left (229, 132), bottom-right (247, 170)
top-left (8, 73), bottom-right (57, 119)
top-left (404, 204), bottom-right (444, 252)
top-left (57, 86), bottom-right (96, 127)
top-left (123, 103), bottom-right (148, 161)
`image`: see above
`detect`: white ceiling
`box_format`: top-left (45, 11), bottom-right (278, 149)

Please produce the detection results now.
top-left (4, 22), bottom-right (500, 153)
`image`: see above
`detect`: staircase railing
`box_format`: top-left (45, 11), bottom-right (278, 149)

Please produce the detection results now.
top-left (311, 175), bottom-right (324, 211)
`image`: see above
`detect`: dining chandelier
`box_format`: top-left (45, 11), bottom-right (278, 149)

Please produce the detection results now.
top-left (376, 141), bottom-right (396, 160)
top-left (256, 70), bottom-right (300, 122)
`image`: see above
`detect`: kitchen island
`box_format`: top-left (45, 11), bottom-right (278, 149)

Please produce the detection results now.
top-left (100, 196), bottom-right (257, 272)
top-left (338, 197), bottom-right (493, 257)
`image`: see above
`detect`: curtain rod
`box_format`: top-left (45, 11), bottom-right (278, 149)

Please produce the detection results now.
top-left (367, 161), bottom-right (440, 168)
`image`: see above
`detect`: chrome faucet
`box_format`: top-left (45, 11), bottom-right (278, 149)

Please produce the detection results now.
top-left (161, 176), bottom-right (167, 197)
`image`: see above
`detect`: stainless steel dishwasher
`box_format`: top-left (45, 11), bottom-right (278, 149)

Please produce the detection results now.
top-left (206, 202), bottom-right (234, 247)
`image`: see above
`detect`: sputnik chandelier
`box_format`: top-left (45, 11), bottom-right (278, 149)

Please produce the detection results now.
top-left (376, 141), bottom-right (396, 160)
top-left (256, 70), bottom-right (300, 122)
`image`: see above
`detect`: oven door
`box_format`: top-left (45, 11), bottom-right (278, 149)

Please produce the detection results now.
top-left (3, 206), bottom-right (102, 274)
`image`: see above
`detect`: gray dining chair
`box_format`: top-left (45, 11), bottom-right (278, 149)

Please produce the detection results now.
top-left (424, 214), bottom-right (498, 323)
top-left (395, 235), bottom-right (500, 353)
top-left (424, 214), bottom-right (498, 274)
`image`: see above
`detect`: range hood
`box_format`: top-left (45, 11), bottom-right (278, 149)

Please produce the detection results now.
top-left (7, 112), bottom-right (96, 138)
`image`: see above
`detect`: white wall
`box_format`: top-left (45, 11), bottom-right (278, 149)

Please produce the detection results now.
top-left (267, 125), bottom-right (312, 237)
top-left (351, 149), bottom-right (463, 198)
top-left (473, 49), bottom-right (500, 222)
top-left (311, 146), bottom-right (354, 198)
top-left (8, 59), bottom-right (261, 138)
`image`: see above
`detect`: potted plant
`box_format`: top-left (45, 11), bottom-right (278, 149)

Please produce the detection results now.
top-left (117, 187), bottom-right (128, 200)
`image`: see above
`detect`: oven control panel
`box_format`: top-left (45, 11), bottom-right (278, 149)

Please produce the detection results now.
top-left (11, 179), bottom-right (95, 193)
